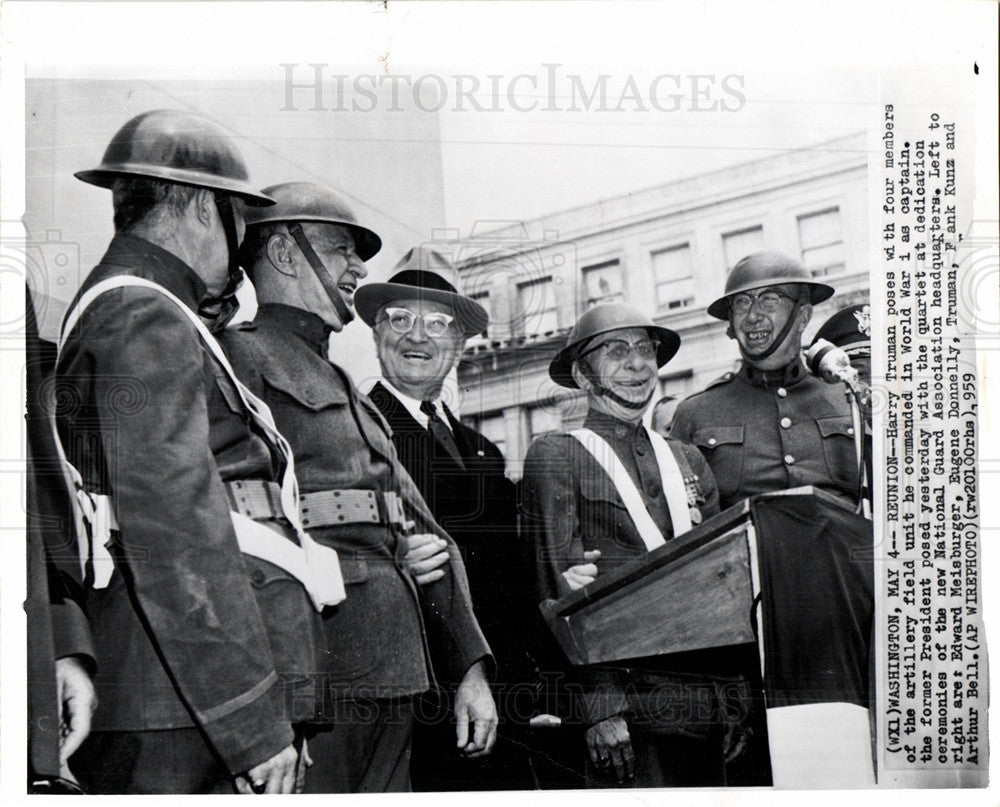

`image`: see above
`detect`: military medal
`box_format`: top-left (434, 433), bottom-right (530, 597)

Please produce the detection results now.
top-left (684, 474), bottom-right (702, 524)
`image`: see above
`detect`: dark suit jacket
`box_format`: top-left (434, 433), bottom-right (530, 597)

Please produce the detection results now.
top-left (367, 381), bottom-right (534, 683)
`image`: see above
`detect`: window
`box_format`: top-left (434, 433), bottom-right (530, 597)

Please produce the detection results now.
top-left (722, 225), bottom-right (764, 270)
top-left (528, 406), bottom-right (562, 441)
top-left (798, 207), bottom-right (846, 278)
top-left (517, 276), bottom-right (559, 335)
top-left (476, 413), bottom-right (507, 456)
top-left (582, 259), bottom-right (624, 308)
top-left (651, 244), bottom-right (695, 311)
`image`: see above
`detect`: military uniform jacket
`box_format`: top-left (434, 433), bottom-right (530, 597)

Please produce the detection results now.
top-left (366, 380), bottom-right (535, 683)
top-left (521, 410), bottom-right (735, 732)
top-left (55, 235), bottom-right (297, 774)
top-left (671, 359), bottom-right (860, 511)
top-left (219, 305), bottom-right (491, 704)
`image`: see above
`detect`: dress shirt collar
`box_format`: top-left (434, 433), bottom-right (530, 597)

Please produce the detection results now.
top-left (739, 356), bottom-right (808, 389)
top-left (371, 377), bottom-right (435, 429)
top-left (254, 303), bottom-right (331, 355)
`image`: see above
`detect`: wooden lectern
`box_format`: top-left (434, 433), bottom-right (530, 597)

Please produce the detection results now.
top-left (539, 485), bottom-right (876, 786)
top-left (539, 497), bottom-right (758, 666)
top-left (539, 485), bottom-right (873, 694)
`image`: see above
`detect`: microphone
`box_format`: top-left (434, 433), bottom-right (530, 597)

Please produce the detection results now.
top-left (806, 338), bottom-right (860, 388)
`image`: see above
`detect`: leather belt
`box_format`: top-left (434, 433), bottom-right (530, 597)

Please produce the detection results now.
top-left (225, 481), bottom-right (406, 529)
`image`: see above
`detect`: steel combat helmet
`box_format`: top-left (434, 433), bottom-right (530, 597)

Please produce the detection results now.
top-left (75, 109), bottom-right (274, 206)
top-left (243, 182), bottom-right (381, 261)
top-left (243, 181), bottom-right (383, 327)
top-left (549, 302), bottom-right (680, 389)
top-left (706, 251), bottom-right (834, 320)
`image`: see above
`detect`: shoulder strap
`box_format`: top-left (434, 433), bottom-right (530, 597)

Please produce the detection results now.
top-left (647, 431), bottom-right (694, 536)
top-left (570, 428), bottom-right (665, 551)
top-left (55, 275), bottom-right (345, 607)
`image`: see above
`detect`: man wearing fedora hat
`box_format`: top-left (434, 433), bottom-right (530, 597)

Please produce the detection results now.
top-left (520, 303), bottom-right (755, 788)
top-left (356, 246), bottom-right (538, 791)
top-left (671, 251), bottom-right (861, 510)
top-left (219, 185), bottom-right (497, 792)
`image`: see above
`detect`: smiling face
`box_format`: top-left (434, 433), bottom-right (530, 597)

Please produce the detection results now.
top-left (573, 327), bottom-right (659, 422)
top-left (373, 297), bottom-right (465, 400)
top-left (295, 222), bottom-right (367, 328)
top-left (729, 283), bottom-right (810, 370)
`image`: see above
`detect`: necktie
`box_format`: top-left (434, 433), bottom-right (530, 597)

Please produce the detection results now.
top-left (420, 400), bottom-right (465, 468)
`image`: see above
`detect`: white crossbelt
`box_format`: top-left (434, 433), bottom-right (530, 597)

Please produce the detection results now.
top-left (570, 427), bottom-right (693, 551)
top-left (53, 275), bottom-right (345, 610)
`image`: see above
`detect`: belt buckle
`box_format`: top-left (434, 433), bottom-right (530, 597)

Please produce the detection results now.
top-left (230, 480), bottom-right (255, 518)
top-left (381, 491), bottom-right (405, 527)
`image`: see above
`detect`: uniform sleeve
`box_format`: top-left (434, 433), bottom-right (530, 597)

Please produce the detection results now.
top-left (521, 436), bottom-right (628, 724)
top-left (521, 436), bottom-right (597, 600)
top-left (49, 586), bottom-right (95, 667)
top-left (669, 398), bottom-right (696, 444)
top-left (88, 291), bottom-right (293, 774)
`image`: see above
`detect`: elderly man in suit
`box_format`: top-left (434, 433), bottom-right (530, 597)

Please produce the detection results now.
top-left (356, 247), bottom-right (537, 791)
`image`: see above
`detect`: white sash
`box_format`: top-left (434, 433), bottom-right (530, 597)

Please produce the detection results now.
top-left (53, 275), bottom-right (345, 610)
top-left (570, 427), bottom-right (693, 552)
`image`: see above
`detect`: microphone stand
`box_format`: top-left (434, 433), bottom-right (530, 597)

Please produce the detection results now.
top-left (839, 376), bottom-right (871, 518)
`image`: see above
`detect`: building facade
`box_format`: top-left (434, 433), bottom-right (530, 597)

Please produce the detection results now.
top-left (448, 133), bottom-right (871, 479)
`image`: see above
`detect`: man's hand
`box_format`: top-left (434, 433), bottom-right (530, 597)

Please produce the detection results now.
top-left (55, 655), bottom-right (97, 779)
top-left (585, 715), bottom-right (635, 783)
top-left (403, 531), bottom-right (449, 586)
top-left (234, 743), bottom-right (298, 794)
top-left (561, 549), bottom-right (602, 591)
top-left (454, 660), bottom-right (497, 758)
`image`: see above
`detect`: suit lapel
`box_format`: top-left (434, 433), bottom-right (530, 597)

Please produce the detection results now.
top-left (442, 403), bottom-right (480, 462)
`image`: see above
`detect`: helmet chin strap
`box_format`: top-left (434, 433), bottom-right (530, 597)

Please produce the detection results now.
top-left (579, 361), bottom-right (652, 410)
top-left (592, 382), bottom-right (653, 410)
top-left (737, 298), bottom-right (803, 362)
top-left (198, 194), bottom-right (244, 330)
top-left (286, 222), bottom-right (354, 326)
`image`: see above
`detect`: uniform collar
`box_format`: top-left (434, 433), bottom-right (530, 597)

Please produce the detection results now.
top-left (99, 233), bottom-right (210, 310)
top-left (255, 303), bottom-right (331, 354)
top-left (738, 356), bottom-right (808, 389)
top-left (583, 408), bottom-right (646, 442)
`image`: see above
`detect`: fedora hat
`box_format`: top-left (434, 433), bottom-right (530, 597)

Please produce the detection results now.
top-left (354, 246), bottom-right (489, 338)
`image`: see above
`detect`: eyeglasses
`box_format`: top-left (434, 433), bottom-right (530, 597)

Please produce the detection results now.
top-left (729, 290), bottom-right (796, 316)
top-left (581, 338), bottom-right (659, 362)
top-left (381, 307), bottom-right (455, 338)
